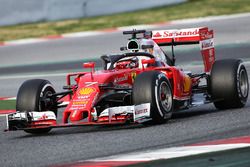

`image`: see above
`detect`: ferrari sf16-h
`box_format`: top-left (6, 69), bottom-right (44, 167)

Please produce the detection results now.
top-left (6, 27), bottom-right (249, 134)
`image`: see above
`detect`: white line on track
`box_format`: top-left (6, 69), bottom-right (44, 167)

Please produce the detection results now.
top-left (87, 144), bottom-right (250, 162)
top-left (0, 72), bottom-right (68, 80)
top-left (63, 31), bottom-right (104, 38)
top-left (4, 38), bottom-right (49, 45)
top-left (171, 12), bottom-right (250, 24)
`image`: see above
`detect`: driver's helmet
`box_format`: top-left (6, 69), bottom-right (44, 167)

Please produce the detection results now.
top-left (140, 38), bottom-right (167, 65)
top-left (115, 57), bottom-right (139, 69)
top-left (140, 39), bottom-right (154, 54)
top-left (129, 57), bottom-right (139, 68)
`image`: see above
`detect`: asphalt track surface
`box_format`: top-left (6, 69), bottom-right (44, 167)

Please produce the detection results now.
top-left (0, 14), bottom-right (250, 166)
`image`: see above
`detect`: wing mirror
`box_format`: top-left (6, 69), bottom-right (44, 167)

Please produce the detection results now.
top-left (83, 62), bottom-right (95, 68)
top-left (83, 62), bottom-right (95, 80)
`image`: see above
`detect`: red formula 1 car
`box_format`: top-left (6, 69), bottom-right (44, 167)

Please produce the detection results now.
top-left (6, 27), bottom-right (249, 134)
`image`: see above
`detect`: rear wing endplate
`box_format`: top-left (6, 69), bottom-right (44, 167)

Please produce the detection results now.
top-left (152, 27), bottom-right (215, 72)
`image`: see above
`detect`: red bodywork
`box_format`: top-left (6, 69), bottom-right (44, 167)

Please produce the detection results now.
top-left (7, 27), bottom-right (215, 131)
top-left (60, 27), bottom-right (214, 123)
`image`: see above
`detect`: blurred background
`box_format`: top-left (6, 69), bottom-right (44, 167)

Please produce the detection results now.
top-left (0, 0), bottom-right (185, 26)
top-left (1, 0), bottom-right (250, 41)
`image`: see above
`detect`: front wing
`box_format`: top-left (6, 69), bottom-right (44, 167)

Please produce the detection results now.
top-left (5, 103), bottom-right (151, 131)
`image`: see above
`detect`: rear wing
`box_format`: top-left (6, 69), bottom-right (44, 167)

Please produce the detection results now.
top-left (152, 27), bottom-right (215, 72)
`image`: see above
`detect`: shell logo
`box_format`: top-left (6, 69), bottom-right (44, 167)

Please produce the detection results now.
top-left (78, 87), bottom-right (96, 95)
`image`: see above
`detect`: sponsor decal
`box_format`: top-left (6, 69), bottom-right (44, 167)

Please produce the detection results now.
top-left (98, 103), bottom-right (150, 122)
top-left (72, 101), bottom-right (88, 105)
top-left (78, 87), bottom-right (96, 95)
top-left (114, 74), bottom-right (128, 83)
top-left (38, 114), bottom-right (49, 120)
top-left (99, 106), bottom-right (133, 117)
top-left (200, 39), bottom-right (214, 50)
top-left (153, 32), bottom-right (162, 38)
top-left (135, 108), bottom-right (148, 115)
top-left (153, 29), bottom-right (199, 39)
top-left (30, 111), bottom-right (56, 121)
top-left (69, 106), bottom-right (86, 110)
top-left (131, 71), bottom-right (137, 82)
top-left (99, 106), bottom-right (133, 122)
top-left (134, 103), bottom-right (150, 121)
top-left (77, 95), bottom-right (90, 100)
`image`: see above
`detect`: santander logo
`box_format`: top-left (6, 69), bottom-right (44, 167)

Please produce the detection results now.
top-left (153, 32), bottom-right (162, 38)
top-left (153, 29), bottom-right (199, 38)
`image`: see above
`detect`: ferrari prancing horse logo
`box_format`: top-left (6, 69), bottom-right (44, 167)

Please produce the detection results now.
top-left (131, 71), bottom-right (137, 82)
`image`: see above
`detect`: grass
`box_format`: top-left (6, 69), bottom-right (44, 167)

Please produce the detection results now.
top-left (0, 0), bottom-right (250, 41)
top-left (0, 100), bottom-right (16, 110)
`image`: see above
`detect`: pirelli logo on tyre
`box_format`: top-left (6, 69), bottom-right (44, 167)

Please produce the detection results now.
top-left (78, 87), bottom-right (96, 95)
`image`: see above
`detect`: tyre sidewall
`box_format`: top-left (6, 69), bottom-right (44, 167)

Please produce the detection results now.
top-left (133, 71), bottom-right (173, 124)
top-left (211, 59), bottom-right (249, 109)
top-left (236, 64), bottom-right (249, 105)
top-left (152, 72), bottom-right (173, 121)
top-left (17, 79), bottom-right (56, 112)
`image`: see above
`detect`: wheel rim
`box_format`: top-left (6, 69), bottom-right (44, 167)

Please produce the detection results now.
top-left (39, 84), bottom-right (54, 111)
top-left (159, 81), bottom-right (172, 112)
top-left (239, 68), bottom-right (249, 97)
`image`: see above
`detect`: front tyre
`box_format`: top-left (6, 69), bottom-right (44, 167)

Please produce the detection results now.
top-left (16, 79), bottom-right (57, 134)
top-left (211, 59), bottom-right (249, 109)
top-left (133, 71), bottom-right (173, 124)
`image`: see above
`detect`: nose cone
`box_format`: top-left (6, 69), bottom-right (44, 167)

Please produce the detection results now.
top-left (69, 110), bottom-right (85, 122)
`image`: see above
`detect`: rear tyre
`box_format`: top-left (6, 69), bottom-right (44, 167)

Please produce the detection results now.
top-left (16, 79), bottom-right (57, 134)
top-left (211, 59), bottom-right (249, 109)
top-left (133, 71), bottom-right (173, 124)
